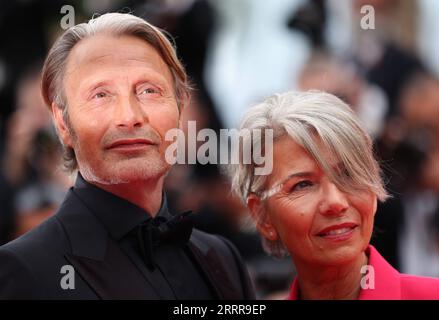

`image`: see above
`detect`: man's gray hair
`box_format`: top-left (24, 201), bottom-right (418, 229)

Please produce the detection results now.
top-left (229, 90), bottom-right (389, 258)
top-left (41, 12), bottom-right (190, 172)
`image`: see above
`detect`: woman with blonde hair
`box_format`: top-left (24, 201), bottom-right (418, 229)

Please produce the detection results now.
top-left (229, 90), bottom-right (439, 299)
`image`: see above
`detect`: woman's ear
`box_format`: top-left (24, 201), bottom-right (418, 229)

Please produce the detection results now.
top-left (247, 193), bottom-right (278, 241)
top-left (51, 102), bottom-right (72, 147)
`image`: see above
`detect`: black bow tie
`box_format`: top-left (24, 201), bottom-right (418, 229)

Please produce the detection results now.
top-left (135, 211), bottom-right (193, 271)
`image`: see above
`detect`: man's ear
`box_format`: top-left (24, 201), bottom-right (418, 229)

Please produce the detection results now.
top-left (178, 115), bottom-right (184, 130)
top-left (51, 102), bottom-right (72, 147)
top-left (247, 193), bottom-right (278, 241)
top-left (177, 94), bottom-right (190, 130)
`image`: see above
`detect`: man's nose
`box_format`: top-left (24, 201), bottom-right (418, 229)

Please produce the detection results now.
top-left (318, 181), bottom-right (349, 216)
top-left (114, 94), bottom-right (148, 129)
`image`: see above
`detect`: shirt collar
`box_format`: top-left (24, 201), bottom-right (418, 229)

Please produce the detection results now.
top-left (73, 173), bottom-right (172, 241)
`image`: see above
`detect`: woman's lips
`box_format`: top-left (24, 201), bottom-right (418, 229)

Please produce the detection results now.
top-left (321, 227), bottom-right (353, 236)
top-left (316, 223), bottom-right (358, 241)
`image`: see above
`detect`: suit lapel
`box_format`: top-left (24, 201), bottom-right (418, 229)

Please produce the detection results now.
top-left (65, 238), bottom-right (159, 299)
top-left (58, 187), bottom-right (246, 300)
top-left (118, 240), bottom-right (176, 299)
top-left (57, 189), bottom-right (162, 299)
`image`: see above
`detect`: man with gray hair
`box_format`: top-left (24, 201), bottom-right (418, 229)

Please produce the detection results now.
top-left (0, 12), bottom-right (254, 300)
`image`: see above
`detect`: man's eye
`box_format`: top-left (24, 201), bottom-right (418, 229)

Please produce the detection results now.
top-left (138, 87), bottom-right (158, 95)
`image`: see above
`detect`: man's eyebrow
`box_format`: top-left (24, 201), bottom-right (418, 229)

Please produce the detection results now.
top-left (88, 54), bottom-right (113, 63)
top-left (134, 77), bottom-right (167, 87)
top-left (82, 80), bottom-right (113, 93)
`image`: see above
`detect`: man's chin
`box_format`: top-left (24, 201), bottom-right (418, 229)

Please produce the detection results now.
top-left (80, 163), bottom-right (170, 185)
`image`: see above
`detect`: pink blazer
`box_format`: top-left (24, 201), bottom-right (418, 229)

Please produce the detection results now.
top-left (287, 245), bottom-right (439, 300)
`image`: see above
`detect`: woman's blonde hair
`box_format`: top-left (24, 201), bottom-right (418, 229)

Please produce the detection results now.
top-left (229, 90), bottom-right (389, 257)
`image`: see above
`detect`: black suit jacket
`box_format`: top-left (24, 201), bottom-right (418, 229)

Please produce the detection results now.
top-left (0, 188), bottom-right (255, 299)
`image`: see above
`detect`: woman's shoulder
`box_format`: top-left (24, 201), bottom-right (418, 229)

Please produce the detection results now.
top-left (399, 273), bottom-right (439, 299)
top-left (363, 245), bottom-right (439, 299)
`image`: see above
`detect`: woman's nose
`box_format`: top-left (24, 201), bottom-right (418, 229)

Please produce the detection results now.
top-left (318, 181), bottom-right (349, 216)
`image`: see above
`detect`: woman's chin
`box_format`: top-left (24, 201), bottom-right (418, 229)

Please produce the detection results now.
top-left (298, 244), bottom-right (365, 267)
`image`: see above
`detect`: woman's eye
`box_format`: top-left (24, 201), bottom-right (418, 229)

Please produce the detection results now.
top-left (290, 180), bottom-right (313, 192)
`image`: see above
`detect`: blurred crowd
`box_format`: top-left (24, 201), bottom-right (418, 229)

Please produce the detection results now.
top-left (1, 0), bottom-right (439, 298)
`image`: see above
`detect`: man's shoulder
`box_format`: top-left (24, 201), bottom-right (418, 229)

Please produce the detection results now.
top-left (0, 214), bottom-right (66, 258)
top-left (190, 229), bottom-right (247, 276)
top-left (0, 214), bottom-right (70, 299)
top-left (0, 187), bottom-right (98, 259)
top-left (190, 228), bottom-right (240, 258)
top-left (0, 212), bottom-right (72, 288)
top-left (0, 188), bottom-right (88, 272)
top-left (189, 229), bottom-right (256, 299)
top-left (0, 189), bottom-right (104, 299)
